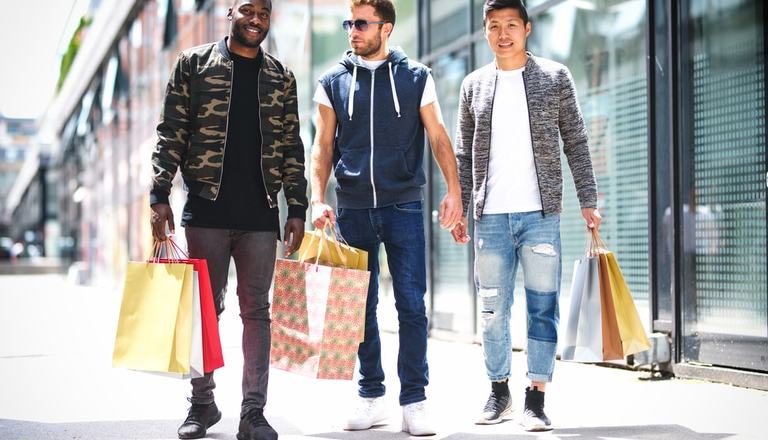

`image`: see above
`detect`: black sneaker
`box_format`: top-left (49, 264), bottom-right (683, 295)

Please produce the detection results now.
top-left (177, 399), bottom-right (222, 439)
top-left (237, 408), bottom-right (278, 440)
top-left (522, 386), bottom-right (552, 431)
top-left (476, 380), bottom-right (512, 424)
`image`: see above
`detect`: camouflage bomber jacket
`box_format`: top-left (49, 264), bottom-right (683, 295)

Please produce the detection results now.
top-left (150, 38), bottom-right (308, 219)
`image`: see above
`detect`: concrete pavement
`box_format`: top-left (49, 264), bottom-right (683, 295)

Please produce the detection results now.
top-left (1, 273), bottom-right (767, 440)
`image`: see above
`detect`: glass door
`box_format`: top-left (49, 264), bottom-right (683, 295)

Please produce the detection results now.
top-left (427, 51), bottom-right (474, 335)
top-left (679, 0), bottom-right (767, 371)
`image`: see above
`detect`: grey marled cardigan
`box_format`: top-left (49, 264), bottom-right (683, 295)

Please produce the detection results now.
top-left (455, 54), bottom-right (597, 220)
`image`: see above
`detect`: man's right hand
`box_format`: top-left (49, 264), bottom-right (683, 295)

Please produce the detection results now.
top-left (150, 203), bottom-right (175, 241)
top-left (450, 216), bottom-right (471, 244)
top-left (311, 201), bottom-right (335, 229)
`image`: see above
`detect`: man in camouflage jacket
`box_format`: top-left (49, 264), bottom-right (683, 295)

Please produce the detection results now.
top-left (149, 1), bottom-right (306, 440)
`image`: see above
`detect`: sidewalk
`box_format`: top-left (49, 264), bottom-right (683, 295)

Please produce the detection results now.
top-left (0, 274), bottom-right (766, 439)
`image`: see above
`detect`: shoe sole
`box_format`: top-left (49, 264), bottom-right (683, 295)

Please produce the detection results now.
top-left (522, 421), bottom-right (553, 432)
top-left (475, 404), bottom-right (513, 425)
top-left (401, 420), bottom-right (436, 436)
top-left (178, 411), bottom-right (222, 439)
top-left (344, 416), bottom-right (388, 431)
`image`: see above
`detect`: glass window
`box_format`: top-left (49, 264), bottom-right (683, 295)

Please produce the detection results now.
top-left (390, 0), bottom-right (418, 59)
top-left (429, 0), bottom-right (470, 51)
top-left (651, 0), bottom-right (673, 326)
top-left (679, 0), bottom-right (767, 370)
top-left (429, 52), bottom-right (473, 334)
top-left (527, 1), bottom-right (650, 322)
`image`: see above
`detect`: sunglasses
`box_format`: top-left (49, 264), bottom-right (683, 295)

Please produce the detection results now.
top-left (342, 19), bottom-right (386, 32)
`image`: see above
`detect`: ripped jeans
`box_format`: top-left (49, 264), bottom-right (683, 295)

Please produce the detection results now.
top-left (474, 211), bottom-right (561, 383)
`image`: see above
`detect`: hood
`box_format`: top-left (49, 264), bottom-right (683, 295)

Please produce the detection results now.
top-left (340, 47), bottom-right (409, 120)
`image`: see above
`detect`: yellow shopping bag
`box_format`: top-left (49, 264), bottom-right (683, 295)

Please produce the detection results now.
top-left (297, 223), bottom-right (368, 270)
top-left (603, 252), bottom-right (651, 356)
top-left (112, 261), bottom-right (195, 373)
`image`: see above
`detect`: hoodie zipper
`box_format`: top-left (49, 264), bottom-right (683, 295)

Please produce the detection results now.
top-left (369, 68), bottom-right (377, 208)
top-left (256, 65), bottom-right (276, 208)
top-left (215, 60), bottom-right (235, 201)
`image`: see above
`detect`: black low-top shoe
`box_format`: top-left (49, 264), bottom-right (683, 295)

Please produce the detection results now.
top-left (237, 408), bottom-right (278, 440)
top-left (178, 400), bottom-right (222, 439)
top-left (476, 380), bottom-right (512, 425)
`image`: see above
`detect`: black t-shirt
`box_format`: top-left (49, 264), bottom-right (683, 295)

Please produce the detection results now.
top-left (182, 51), bottom-right (279, 232)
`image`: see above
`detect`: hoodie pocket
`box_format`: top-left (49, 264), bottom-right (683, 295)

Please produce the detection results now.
top-left (374, 145), bottom-right (416, 181)
top-left (334, 148), bottom-right (369, 192)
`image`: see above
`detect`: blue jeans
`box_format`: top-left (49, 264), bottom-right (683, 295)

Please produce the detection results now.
top-left (336, 201), bottom-right (428, 406)
top-left (474, 212), bottom-right (561, 383)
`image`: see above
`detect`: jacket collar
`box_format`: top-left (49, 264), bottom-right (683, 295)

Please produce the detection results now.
top-left (217, 37), bottom-right (270, 69)
top-left (482, 51), bottom-right (536, 78)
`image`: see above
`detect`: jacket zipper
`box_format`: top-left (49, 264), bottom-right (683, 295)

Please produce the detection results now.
top-left (521, 69), bottom-right (546, 217)
top-left (479, 70), bottom-right (498, 220)
top-left (369, 68), bottom-right (377, 208)
top-left (256, 66), bottom-right (276, 208)
top-left (215, 59), bottom-right (234, 201)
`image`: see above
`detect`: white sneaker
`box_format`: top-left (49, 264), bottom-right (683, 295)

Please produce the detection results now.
top-left (344, 396), bottom-right (388, 430)
top-left (401, 401), bottom-right (436, 436)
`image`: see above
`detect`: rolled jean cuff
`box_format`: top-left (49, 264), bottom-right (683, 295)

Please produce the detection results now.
top-left (526, 372), bottom-right (553, 383)
top-left (487, 374), bottom-right (510, 382)
top-left (400, 396), bottom-right (427, 407)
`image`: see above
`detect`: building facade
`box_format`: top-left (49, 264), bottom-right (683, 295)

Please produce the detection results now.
top-left (0, 115), bottom-right (37, 238)
top-left (27, 0), bottom-right (766, 387)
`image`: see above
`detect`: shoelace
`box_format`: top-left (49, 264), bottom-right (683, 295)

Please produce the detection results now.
top-left (185, 402), bottom-right (212, 422)
top-left (355, 398), bottom-right (379, 416)
top-left (524, 397), bottom-right (546, 418)
top-left (405, 401), bottom-right (426, 415)
top-left (484, 394), bottom-right (503, 412)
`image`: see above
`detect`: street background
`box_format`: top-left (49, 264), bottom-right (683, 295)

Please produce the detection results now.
top-left (1, 273), bottom-right (766, 440)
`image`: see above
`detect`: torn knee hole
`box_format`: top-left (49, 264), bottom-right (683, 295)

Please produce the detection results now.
top-left (530, 243), bottom-right (557, 256)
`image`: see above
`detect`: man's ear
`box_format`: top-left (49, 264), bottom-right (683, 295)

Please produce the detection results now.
top-left (384, 22), bottom-right (394, 37)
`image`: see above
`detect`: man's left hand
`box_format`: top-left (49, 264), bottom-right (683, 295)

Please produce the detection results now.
top-left (439, 192), bottom-right (463, 231)
top-left (581, 208), bottom-right (602, 230)
top-left (283, 218), bottom-right (305, 257)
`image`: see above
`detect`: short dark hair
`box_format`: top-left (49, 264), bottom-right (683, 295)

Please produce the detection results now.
top-left (483, 0), bottom-right (529, 25)
top-left (351, 0), bottom-right (396, 26)
top-left (232, 0), bottom-right (272, 11)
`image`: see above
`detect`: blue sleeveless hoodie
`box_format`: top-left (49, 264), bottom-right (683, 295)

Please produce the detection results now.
top-left (318, 48), bottom-right (429, 209)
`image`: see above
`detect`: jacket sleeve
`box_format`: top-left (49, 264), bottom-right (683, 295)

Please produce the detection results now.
top-left (558, 67), bottom-right (597, 209)
top-left (455, 79), bottom-right (475, 218)
top-left (150, 52), bottom-right (192, 205)
top-left (280, 69), bottom-right (309, 219)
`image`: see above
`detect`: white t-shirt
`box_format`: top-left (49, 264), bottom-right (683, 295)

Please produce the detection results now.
top-left (482, 67), bottom-right (543, 214)
top-left (313, 58), bottom-right (437, 109)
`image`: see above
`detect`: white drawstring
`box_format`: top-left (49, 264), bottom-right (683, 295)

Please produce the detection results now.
top-left (388, 62), bottom-right (401, 118)
top-left (348, 64), bottom-right (357, 120)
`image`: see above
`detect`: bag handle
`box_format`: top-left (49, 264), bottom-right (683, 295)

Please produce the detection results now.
top-left (298, 226), bottom-right (331, 272)
top-left (323, 221), bottom-right (349, 266)
top-left (298, 220), bottom-right (350, 267)
top-left (149, 236), bottom-right (189, 263)
top-left (586, 228), bottom-right (608, 256)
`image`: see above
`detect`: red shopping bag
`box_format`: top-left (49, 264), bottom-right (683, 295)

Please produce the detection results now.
top-left (156, 241), bottom-right (224, 373)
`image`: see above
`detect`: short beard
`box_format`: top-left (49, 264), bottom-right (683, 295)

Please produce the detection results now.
top-left (352, 31), bottom-right (382, 57)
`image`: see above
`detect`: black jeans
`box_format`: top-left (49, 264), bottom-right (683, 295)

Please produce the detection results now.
top-left (185, 227), bottom-right (277, 417)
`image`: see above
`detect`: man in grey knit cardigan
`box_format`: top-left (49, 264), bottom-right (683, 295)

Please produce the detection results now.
top-left (451, 0), bottom-right (601, 432)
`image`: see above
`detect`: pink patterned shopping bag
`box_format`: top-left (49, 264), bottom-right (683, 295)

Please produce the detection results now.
top-left (270, 258), bottom-right (369, 380)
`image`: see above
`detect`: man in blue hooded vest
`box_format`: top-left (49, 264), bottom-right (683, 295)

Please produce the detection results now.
top-left (310, 0), bottom-right (463, 436)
